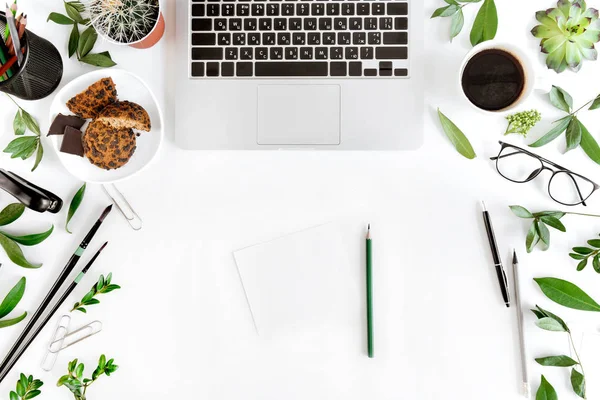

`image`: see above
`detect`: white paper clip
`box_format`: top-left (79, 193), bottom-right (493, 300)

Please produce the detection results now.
top-left (49, 321), bottom-right (103, 353)
top-left (41, 315), bottom-right (71, 371)
top-left (102, 184), bottom-right (142, 230)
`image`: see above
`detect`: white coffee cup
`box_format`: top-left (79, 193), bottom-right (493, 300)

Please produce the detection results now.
top-left (458, 41), bottom-right (549, 114)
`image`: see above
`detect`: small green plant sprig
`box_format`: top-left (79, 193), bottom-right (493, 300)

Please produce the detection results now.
top-left (529, 86), bottom-right (600, 165)
top-left (47, 1), bottom-right (116, 68)
top-left (510, 205), bottom-right (600, 252)
top-left (57, 356), bottom-right (118, 400)
top-left (431, 0), bottom-right (498, 45)
top-left (569, 234), bottom-right (600, 272)
top-left (9, 373), bottom-right (43, 400)
top-left (504, 110), bottom-right (542, 137)
top-left (3, 94), bottom-right (43, 172)
top-left (72, 273), bottom-right (120, 313)
top-left (0, 277), bottom-right (27, 329)
top-left (0, 203), bottom-right (53, 268)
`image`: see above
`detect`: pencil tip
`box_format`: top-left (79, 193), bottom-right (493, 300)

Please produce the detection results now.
top-left (99, 241), bottom-right (109, 251)
top-left (513, 249), bottom-right (518, 264)
top-left (368, 223), bottom-right (370, 230)
top-left (99, 204), bottom-right (113, 222)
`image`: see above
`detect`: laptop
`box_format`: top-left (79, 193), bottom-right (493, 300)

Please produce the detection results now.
top-left (175, 0), bottom-right (424, 150)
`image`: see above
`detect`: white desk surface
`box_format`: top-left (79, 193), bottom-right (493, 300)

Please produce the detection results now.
top-left (1, 1), bottom-right (600, 399)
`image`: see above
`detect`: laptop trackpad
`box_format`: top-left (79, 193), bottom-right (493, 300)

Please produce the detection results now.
top-left (257, 85), bottom-right (341, 145)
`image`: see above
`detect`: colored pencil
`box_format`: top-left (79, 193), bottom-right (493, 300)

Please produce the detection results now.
top-left (5, 4), bottom-right (21, 65)
top-left (366, 224), bottom-right (374, 358)
top-left (0, 205), bottom-right (112, 383)
top-left (0, 47), bottom-right (23, 76)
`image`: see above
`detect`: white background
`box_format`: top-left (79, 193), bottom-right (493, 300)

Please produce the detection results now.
top-left (1, 0), bottom-right (600, 399)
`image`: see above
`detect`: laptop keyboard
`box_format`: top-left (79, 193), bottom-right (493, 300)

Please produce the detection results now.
top-left (189, 0), bottom-right (410, 78)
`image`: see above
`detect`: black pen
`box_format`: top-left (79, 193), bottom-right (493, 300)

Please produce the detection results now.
top-left (481, 202), bottom-right (510, 307)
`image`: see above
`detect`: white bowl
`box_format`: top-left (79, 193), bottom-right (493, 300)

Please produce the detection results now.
top-left (48, 69), bottom-right (163, 184)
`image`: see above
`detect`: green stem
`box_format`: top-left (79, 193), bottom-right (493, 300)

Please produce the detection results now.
top-left (554, 97), bottom-right (598, 122)
top-left (566, 212), bottom-right (600, 218)
top-left (4, 93), bottom-right (22, 110)
top-left (568, 332), bottom-right (586, 399)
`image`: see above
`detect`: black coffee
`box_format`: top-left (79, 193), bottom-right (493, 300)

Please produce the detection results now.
top-left (461, 49), bottom-right (525, 111)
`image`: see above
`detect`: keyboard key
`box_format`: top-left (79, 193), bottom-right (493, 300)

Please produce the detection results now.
top-left (285, 47), bottom-right (298, 60)
top-left (191, 62), bottom-right (204, 77)
top-left (192, 19), bottom-right (212, 31)
top-left (270, 47), bottom-right (283, 59)
top-left (376, 46), bottom-right (408, 59)
top-left (341, 3), bottom-right (354, 15)
top-left (289, 18), bottom-right (302, 30)
top-left (380, 17), bottom-right (392, 30)
top-left (360, 47), bottom-right (373, 59)
top-left (311, 3), bottom-right (324, 15)
top-left (218, 33), bottom-right (231, 45)
top-left (277, 32), bottom-right (291, 45)
top-left (365, 18), bottom-right (377, 30)
top-left (345, 47), bottom-right (358, 59)
top-left (323, 32), bottom-right (335, 44)
top-left (330, 61), bottom-right (346, 76)
top-left (192, 33), bottom-right (215, 45)
top-left (214, 19), bottom-right (227, 31)
top-left (388, 3), bottom-right (408, 16)
top-left (225, 47), bottom-right (238, 60)
top-left (222, 4), bottom-right (234, 16)
top-left (222, 62), bottom-right (234, 77)
top-left (364, 68), bottom-right (377, 77)
top-left (304, 18), bottom-right (317, 30)
top-left (293, 32), bottom-right (306, 45)
top-left (349, 61), bottom-right (362, 76)
top-left (327, 3), bottom-right (340, 15)
top-left (237, 3), bottom-right (250, 16)
top-left (383, 32), bottom-right (408, 45)
top-left (244, 19), bottom-right (257, 30)
top-left (206, 62), bottom-right (219, 77)
top-left (267, 4), bottom-right (279, 15)
top-left (319, 18), bottom-right (332, 30)
top-left (368, 32), bottom-right (381, 44)
top-left (308, 32), bottom-right (321, 44)
top-left (233, 33), bottom-right (246, 45)
top-left (252, 3), bottom-right (265, 15)
top-left (330, 47), bottom-right (343, 59)
top-left (352, 32), bottom-right (366, 44)
top-left (372, 3), bottom-right (385, 15)
top-left (395, 17), bottom-right (408, 30)
top-left (315, 47), bottom-right (328, 59)
top-left (275, 18), bottom-right (287, 30)
top-left (229, 19), bottom-right (242, 30)
top-left (192, 47), bottom-right (223, 60)
top-left (349, 18), bottom-right (362, 30)
top-left (300, 47), bottom-right (313, 59)
top-left (357, 3), bottom-right (369, 15)
top-left (263, 32), bottom-right (276, 45)
top-left (297, 3), bottom-right (309, 16)
top-left (394, 68), bottom-right (408, 77)
top-left (241, 47), bottom-right (253, 60)
top-left (334, 17), bottom-right (347, 30)
top-left (207, 4), bottom-right (219, 16)
top-left (338, 32), bottom-right (351, 45)
top-left (379, 61), bottom-right (392, 76)
top-left (237, 62), bottom-right (253, 77)
top-left (249, 32), bottom-right (261, 45)
top-left (255, 62), bottom-right (328, 77)
top-left (259, 18), bottom-right (272, 30)
top-left (282, 3), bottom-right (294, 15)
top-left (256, 47), bottom-right (268, 60)
top-left (192, 4), bottom-right (205, 17)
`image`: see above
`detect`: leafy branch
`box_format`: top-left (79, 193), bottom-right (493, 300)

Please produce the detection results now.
top-left (0, 204), bottom-right (53, 268)
top-left (532, 305), bottom-right (587, 398)
top-left (510, 205), bottom-right (600, 253)
top-left (529, 86), bottom-right (600, 165)
top-left (0, 277), bottom-right (27, 329)
top-left (3, 94), bottom-right (43, 172)
top-left (569, 234), bottom-right (600, 272)
top-left (47, 1), bottom-right (116, 67)
top-left (72, 273), bottom-right (120, 313)
top-left (57, 355), bottom-right (118, 400)
top-left (9, 373), bottom-right (43, 400)
top-left (431, 0), bottom-right (498, 45)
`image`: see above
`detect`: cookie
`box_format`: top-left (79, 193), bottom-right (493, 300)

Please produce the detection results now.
top-left (83, 119), bottom-right (137, 170)
top-left (96, 100), bottom-right (151, 132)
top-left (67, 77), bottom-right (118, 119)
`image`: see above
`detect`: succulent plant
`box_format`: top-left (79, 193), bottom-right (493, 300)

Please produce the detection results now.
top-left (87, 0), bottom-right (159, 44)
top-left (532, 0), bottom-right (600, 73)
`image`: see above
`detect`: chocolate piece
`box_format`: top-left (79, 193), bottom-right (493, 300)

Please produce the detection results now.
top-left (48, 113), bottom-right (86, 136)
top-left (60, 126), bottom-right (84, 157)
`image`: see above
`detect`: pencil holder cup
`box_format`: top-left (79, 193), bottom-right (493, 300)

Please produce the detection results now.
top-left (0, 12), bottom-right (63, 100)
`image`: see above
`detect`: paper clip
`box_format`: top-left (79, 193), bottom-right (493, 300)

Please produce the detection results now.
top-left (41, 315), bottom-right (70, 371)
top-left (49, 321), bottom-right (103, 353)
top-left (102, 184), bottom-right (142, 231)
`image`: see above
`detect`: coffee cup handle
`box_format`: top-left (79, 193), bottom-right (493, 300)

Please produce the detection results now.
top-left (534, 75), bottom-right (553, 93)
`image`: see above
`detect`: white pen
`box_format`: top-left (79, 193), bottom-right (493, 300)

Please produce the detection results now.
top-left (513, 250), bottom-right (529, 398)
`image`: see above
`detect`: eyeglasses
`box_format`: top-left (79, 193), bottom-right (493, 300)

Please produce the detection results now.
top-left (490, 141), bottom-right (600, 206)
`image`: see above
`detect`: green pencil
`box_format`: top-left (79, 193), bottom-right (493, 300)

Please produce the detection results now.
top-left (366, 224), bottom-right (374, 358)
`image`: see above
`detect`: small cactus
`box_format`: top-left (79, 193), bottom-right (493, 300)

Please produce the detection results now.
top-left (86, 0), bottom-right (159, 44)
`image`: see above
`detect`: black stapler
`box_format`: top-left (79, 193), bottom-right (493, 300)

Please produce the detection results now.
top-left (0, 169), bottom-right (63, 213)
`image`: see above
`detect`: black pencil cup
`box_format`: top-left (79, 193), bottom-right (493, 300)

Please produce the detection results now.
top-left (0, 12), bottom-right (63, 100)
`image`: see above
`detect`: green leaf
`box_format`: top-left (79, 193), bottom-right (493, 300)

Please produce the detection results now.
top-left (75, 363), bottom-right (84, 379)
top-left (24, 390), bottom-right (41, 399)
top-left (103, 284), bottom-right (120, 293)
top-left (106, 272), bottom-right (112, 285)
top-left (0, 233), bottom-right (41, 268)
top-left (81, 290), bottom-right (95, 303)
top-left (69, 23), bottom-right (79, 58)
top-left (31, 141), bottom-right (43, 172)
top-left (76, 307), bottom-right (87, 313)
top-left (536, 355), bottom-right (578, 367)
top-left (64, 1), bottom-right (84, 23)
top-left (0, 277), bottom-right (25, 319)
top-left (4, 136), bottom-right (39, 160)
top-left (549, 85), bottom-right (573, 113)
top-left (83, 298), bottom-right (100, 306)
top-left (536, 221), bottom-right (550, 246)
top-left (20, 374), bottom-right (28, 392)
top-left (13, 111), bottom-right (25, 135)
top-left (47, 12), bottom-right (74, 25)
top-left (534, 277), bottom-right (600, 311)
top-left (66, 183), bottom-right (86, 234)
top-left (529, 116), bottom-right (573, 147)
top-left (539, 216), bottom-right (565, 232)
top-left (436, 109), bottom-right (476, 159)
top-left (0, 311), bottom-right (27, 328)
top-left (10, 391), bottom-right (18, 400)
top-left (536, 375), bottom-right (558, 400)
top-left (79, 52), bottom-right (117, 68)
top-left (99, 354), bottom-right (106, 369)
top-left (526, 222), bottom-right (540, 253)
top-left (450, 9), bottom-right (464, 41)
top-left (579, 120), bottom-right (600, 165)
top-left (565, 117), bottom-right (582, 152)
top-left (534, 305), bottom-right (570, 331)
top-left (571, 368), bottom-right (585, 398)
top-left (532, 309), bottom-right (546, 319)
top-left (68, 359), bottom-right (78, 373)
top-left (593, 254), bottom-right (600, 273)
top-left (0, 203), bottom-right (25, 226)
top-left (16, 380), bottom-right (25, 397)
top-left (588, 94), bottom-right (600, 110)
top-left (569, 253), bottom-right (587, 260)
top-left (536, 317), bottom-right (566, 331)
top-left (21, 110), bottom-right (40, 135)
top-left (78, 26), bottom-right (97, 58)
top-left (1, 225), bottom-right (54, 246)
top-left (98, 274), bottom-right (105, 289)
top-left (573, 247), bottom-right (594, 255)
top-left (533, 211), bottom-right (566, 219)
top-left (588, 239), bottom-right (600, 248)
top-left (509, 205), bottom-right (533, 218)
top-left (577, 259), bottom-right (588, 271)
top-left (470, 0), bottom-right (498, 46)
top-left (431, 4), bottom-right (459, 18)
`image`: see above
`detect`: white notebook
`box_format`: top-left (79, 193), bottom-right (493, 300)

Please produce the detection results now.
top-left (234, 224), bottom-right (361, 353)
